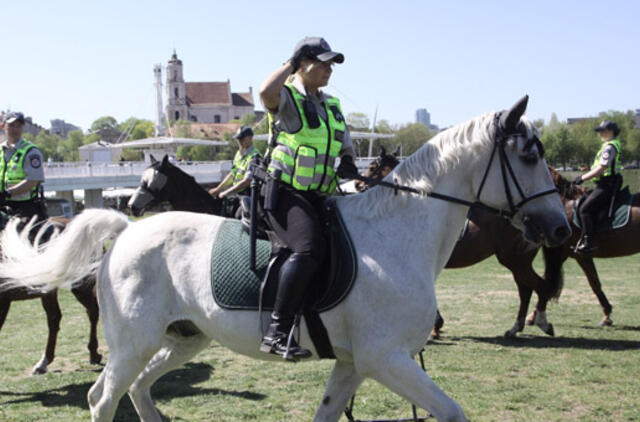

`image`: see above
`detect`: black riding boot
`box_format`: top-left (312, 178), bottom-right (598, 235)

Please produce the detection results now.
top-left (576, 214), bottom-right (596, 254)
top-left (260, 253), bottom-right (316, 360)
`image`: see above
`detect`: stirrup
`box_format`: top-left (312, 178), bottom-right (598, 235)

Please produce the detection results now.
top-left (260, 315), bottom-right (312, 361)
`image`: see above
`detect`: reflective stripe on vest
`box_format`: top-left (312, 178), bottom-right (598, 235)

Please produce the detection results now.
top-left (592, 138), bottom-right (622, 181)
top-left (0, 140), bottom-right (38, 201)
top-left (268, 84), bottom-right (346, 193)
top-left (231, 146), bottom-right (262, 183)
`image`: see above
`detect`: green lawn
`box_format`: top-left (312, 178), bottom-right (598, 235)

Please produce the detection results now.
top-left (1, 253), bottom-right (639, 421)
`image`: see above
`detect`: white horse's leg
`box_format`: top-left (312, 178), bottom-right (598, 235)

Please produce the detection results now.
top-left (364, 352), bottom-right (467, 422)
top-left (128, 333), bottom-right (211, 422)
top-left (313, 360), bottom-right (364, 422)
top-left (89, 347), bottom-right (154, 422)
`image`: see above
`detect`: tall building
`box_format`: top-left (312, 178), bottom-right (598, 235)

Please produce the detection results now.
top-left (415, 108), bottom-right (438, 131)
top-left (50, 119), bottom-right (80, 138)
top-left (164, 51), bottom-right (255, 124)
top-left (416, 108), bottom-right (431, 126)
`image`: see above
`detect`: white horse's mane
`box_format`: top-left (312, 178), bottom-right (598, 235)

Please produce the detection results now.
top-left (345, 111), bottom-right (507, 219)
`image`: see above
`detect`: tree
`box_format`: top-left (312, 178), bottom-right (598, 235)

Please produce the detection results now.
top-left (393, 123), bottom-right (434, 156)
top-left (90, 116), bottom-right (118, 133)
top-left (346, 112), bottom-right (370, 131)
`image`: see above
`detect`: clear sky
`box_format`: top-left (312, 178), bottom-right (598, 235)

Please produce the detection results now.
top-left (2, 0), bottom-right (639, 132)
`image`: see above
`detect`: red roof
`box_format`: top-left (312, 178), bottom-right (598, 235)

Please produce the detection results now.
top-left (173, 122), bottom-right (242, 139)
top-left (185, 82), bottom-right (231, 105)
top-left (232, 92), bottom-right (254, 106)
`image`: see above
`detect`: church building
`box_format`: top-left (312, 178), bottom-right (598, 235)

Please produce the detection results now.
top-left (164, 51), bottom-right (255, 124)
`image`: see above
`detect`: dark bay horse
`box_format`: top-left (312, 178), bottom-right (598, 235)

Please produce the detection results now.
top-left (128, 155), bottom-right (225, 217)
top-left (521, 168), bottom-right (640, 328)
top-left (0, 216), bottom-right (101, 374)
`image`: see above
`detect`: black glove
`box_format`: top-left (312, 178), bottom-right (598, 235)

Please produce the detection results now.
top-left (573, 175), bottom-right (583, 185)
top-left (289, 45), bottom-right (311, 72)
top-left (337, 155), bottom-right (359, 179)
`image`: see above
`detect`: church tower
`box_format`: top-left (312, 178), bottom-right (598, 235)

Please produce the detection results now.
top-left (165, 50), bottom-right (188, 122)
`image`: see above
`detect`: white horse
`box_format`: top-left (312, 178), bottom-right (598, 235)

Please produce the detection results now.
top-left (0, 97), bottom-right (570, 422)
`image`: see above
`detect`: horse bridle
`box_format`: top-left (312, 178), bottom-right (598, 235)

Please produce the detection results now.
top-left (356, 116), bottom-right (558, 220)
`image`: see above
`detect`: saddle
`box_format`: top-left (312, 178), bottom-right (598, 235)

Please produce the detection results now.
top-left (210, 198), bottom-right (358, 358)
top-left (573, 185), bottom-right (632, 232)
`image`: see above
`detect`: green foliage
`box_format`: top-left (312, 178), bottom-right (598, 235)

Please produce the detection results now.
top-left (89, 116), bottom-right (118, 133)
top-left (346, 112), bottom-right (370, 131)
top-left (393, 122), bottom-right (435, 156)
top-left (541, 110), bottom-right (640, 167)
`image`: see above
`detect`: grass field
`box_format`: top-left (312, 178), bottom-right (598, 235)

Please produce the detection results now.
top-left (1, 252), bottom-right (639, 421)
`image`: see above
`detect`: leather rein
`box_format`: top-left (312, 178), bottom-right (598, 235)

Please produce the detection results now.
top-left (354, 123), bottom-right (558, 219)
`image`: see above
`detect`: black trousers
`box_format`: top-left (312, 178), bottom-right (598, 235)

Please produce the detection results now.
top-left (578, 185), bottom-right (613, 237)
top-left (265, 186), bottom-right (326, 263)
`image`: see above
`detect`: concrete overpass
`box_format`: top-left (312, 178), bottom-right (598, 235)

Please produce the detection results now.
top-left (42, 157), bottom-right (376, 209)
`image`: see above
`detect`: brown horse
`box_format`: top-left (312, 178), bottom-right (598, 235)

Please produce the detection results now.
top-left (0, 216), bottom-right (101, 374)
top-left (521, 168), bottom-right (640, 328)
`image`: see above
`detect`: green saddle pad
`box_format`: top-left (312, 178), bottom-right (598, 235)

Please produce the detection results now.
top-left (211, 203), bottom-right (358, 312)
top-left (573, 186), bottom-right (632, 231)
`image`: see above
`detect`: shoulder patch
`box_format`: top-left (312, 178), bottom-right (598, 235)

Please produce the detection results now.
top-left (602, 151), bottom-right (610, 160)
top-left (29, 155), bottom-right (41, 168)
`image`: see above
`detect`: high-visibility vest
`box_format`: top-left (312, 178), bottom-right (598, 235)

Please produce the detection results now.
top-left (231, 146), bottom-right (262, 183)
top-left (0, 140), bottom-right (39, 201)
top-left (268, 83), bottom-right (346, 193)
top-left (592, 138), bottom-right (622, 181)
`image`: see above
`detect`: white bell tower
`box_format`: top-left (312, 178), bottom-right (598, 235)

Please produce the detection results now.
top-left (165, 50), bottom-right (188, 122)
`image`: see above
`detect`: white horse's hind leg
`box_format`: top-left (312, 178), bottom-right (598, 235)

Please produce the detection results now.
top-left (89, 347), bottom-right (155, 422)
top-left (128, 332), bottom-right (211, 422)
top-left (365, 352), bottom-right (467, 422)
top-left (313, 360), bottom-right (364, 422)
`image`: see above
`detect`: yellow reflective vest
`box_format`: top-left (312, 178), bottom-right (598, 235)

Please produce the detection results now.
top-left (268, 83), bottom-right (346, 193)
top-left (592, 138), bottom-right (622, 181)
top-left (0, 140), bottom-right (39, 201)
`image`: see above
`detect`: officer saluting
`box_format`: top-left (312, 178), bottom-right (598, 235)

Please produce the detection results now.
top-left (0, 111), bottom-right (47, 223)
top-left (258, 37), bottom-right (360, 359)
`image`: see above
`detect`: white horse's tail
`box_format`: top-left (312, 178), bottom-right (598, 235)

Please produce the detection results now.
top-left (0, 208), bottom-right (130, 293)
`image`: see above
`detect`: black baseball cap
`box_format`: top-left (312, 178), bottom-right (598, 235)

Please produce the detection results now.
top-left (295, 37), bottom-right (344, 64)
top-left (233, 126), bottom-right (253, 140)
top-left (594, 120), bottom-right (620, 136)
top-left (3, 111), bottom-right (25, 125)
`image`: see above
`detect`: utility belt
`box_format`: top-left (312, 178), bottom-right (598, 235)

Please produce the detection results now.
top-left (595, 173), bottom-right (621, 189)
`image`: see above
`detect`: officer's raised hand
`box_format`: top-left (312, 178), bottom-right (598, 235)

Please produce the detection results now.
top-left (289, 43), bottom-right (311, 72)
top-left (337, 155), bottom-right (359, 179)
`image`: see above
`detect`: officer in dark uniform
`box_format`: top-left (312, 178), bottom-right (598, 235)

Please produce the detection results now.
top-left (574, 120), bottom-right (623, 253)
top-left (258, 37), bottom-right (359, 359)
top-left (0, 111), bottom-right (47, 226)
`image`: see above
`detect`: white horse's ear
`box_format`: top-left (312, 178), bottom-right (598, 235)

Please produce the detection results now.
top-left (500, 95), bottom-right (529, 132)
top-left (150, 154), bottom-right (157, 163)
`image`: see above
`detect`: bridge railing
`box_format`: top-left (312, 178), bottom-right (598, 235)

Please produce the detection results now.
top-left (44, 160), bottom-right (233, 179)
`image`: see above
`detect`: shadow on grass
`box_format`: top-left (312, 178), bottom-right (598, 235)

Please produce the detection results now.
top-left (580, 324), bottom-right (640, 332)
top-left (0, 361), bottom-right (265, 416)
top-left (462, 335), bottom-right (640, 351)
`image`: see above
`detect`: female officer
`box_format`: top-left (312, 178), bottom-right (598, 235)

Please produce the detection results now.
top-left (258, 37), bottom-right (358, 359)
top-left (574, 120), bottom-right (623, 253)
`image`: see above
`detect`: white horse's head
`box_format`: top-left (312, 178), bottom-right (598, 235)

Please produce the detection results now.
top-left (471, 96), bottom-right (571, 246)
